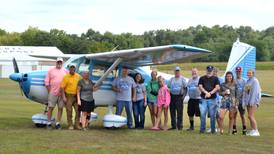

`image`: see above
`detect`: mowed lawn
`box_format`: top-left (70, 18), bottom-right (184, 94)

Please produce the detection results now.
top-left (0, 70), bottom-right (274, 154)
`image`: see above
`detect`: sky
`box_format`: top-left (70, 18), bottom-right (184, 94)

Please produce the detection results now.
top-left (1, 0), bottom-right (274, 35)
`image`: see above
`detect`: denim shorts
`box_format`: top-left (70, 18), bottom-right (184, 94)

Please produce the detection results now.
top-left (147, 100), bottom-right (157, 106)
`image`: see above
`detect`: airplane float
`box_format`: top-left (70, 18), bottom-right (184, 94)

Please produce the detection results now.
top-left (9, 39), bottom-right (271, 128)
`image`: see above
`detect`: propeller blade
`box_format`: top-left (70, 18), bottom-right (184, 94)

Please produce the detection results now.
top-left (11, 58), bottom-right (24, 96)
top-left (12, 57), bottom-right (19, 73)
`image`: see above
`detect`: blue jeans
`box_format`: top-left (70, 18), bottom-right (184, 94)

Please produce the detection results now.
top-left (199, 99), bottom-right (217, 133)
top-left (132, 99), bottom-right (145, 128)
top-left (116, 100), bottom-right (133, 128)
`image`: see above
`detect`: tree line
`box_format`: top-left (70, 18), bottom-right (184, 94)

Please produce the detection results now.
top-left (0, 25), bottom-right (274, 62)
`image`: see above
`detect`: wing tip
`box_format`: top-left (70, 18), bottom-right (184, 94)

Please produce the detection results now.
top-left (171, 44), bottom-right (212, 53)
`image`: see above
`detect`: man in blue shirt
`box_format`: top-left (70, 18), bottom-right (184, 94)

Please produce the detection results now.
top-left (168, 66), bottom-right (187, 130)
top-left (112, 66), bottom-right (136, 128)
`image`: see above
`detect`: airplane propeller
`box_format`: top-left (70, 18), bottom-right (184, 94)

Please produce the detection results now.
top-left (12, 57), bottom-right (19, 73)
top-left (11, 58), bottom-right (24, 96)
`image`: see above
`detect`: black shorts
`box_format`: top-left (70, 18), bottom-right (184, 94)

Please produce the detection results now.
top-left (187, 99), bottom-right (200, 117)
top-left (80, 99), bottom-right (95, 113)
top-left (238, 103), bottom-right (245, 115)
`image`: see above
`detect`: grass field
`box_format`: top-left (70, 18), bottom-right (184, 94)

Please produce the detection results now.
top-left (0, 69), bottom-right (274, 154)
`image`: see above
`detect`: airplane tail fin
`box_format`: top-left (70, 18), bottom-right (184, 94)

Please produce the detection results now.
top-left (224, 38), bottom-right (256, 79)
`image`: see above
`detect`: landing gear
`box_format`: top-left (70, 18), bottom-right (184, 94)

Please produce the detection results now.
top-left (32, 105), bottom-right (55, 128)
top-left (103, 105), bottom-right (127, 128)
top-left (35, 123), bottom-right (46, 128)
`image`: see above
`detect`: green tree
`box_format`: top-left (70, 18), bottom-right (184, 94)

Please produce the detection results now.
top-left (0, 32), bottom-right (22, 45)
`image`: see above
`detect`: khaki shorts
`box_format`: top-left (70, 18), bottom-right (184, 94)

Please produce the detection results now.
top-left (48, 93), bottom-right (64, 108)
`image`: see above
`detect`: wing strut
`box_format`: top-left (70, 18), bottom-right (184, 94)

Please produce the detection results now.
top-left (94, 58), bottom-right (122, 115)
top-left (94, 58), bottom-right (122, 87)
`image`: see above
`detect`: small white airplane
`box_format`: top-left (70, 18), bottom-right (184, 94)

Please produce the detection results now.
top-left (9, 39), bottom-right (271, 128)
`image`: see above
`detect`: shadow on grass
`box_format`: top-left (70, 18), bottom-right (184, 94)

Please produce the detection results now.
top-left (0, 117), bottom-right (37, 129)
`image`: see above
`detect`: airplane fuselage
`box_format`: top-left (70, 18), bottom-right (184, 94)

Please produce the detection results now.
top-left (11, 66), bottom-right (189, 107)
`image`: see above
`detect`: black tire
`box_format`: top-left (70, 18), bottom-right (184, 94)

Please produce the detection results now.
top-left (35, 123), bottom-right (46, 128)
top-left (105, 126), bottom-right (118, 130)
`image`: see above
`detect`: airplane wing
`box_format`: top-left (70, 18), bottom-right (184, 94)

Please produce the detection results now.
top-left (29, 54), bottom-right (77, 60)
top-left (85, 45), bottom-right (211, 67)
top-left (261, 92), bottom-right (274, 98)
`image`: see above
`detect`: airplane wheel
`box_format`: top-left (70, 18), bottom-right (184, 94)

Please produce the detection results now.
top-left (35, 123), bottom-right (46, 128)
top-left (105, 126), bottom-right (118, 130)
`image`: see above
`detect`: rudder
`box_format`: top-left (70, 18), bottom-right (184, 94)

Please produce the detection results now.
top-left (224, 39), bottom-right (256, 79)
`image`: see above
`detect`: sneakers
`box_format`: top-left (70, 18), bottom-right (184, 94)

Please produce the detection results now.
top-left (242, 129), bottom-right (247, 135)
top-left (207, 128), bottom-right (219, 133)
top-left (247, 130), bottom-right (260, 137)
top-left (47, 123), bottom-right (52, 130)
top-left (47, 122), bottom-right (62, 130)
top-left (55, 123), bottom-right (62, 130)
top-left (232, 129), bottom-right (237, 135)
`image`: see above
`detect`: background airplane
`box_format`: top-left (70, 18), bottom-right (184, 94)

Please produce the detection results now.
top-left (9, 40), bottom-right (271, 128)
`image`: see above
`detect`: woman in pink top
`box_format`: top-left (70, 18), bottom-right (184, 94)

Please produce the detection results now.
top-left (151, 76), bottom-right (171, 131)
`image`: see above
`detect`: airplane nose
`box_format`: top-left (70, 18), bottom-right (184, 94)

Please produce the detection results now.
top-left (9, 73), bottom-right (23, 82)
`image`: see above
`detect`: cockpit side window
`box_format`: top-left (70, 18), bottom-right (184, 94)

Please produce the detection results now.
top-left (90, 62), bottom-right (118, 82)
top-left (78, 58), bottom-right (90, 74)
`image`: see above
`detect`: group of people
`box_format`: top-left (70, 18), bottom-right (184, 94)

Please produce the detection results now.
top-left (45, 57), bottom-right (262, 136)
top-left (45, 58), bottom-right (98, 131)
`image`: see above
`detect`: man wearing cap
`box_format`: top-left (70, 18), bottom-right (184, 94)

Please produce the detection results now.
top-left (168, 66), bottom-right (187, 130)
top-left (198, 65), bottom-right (220, 134)
top-left (45, 57), bottom-right (67, 129)
top-left (61, 64), bottom-right (81, 130)
top-left (186, 68), bottom-right (201, 131)
top-left (233, 66), bottom-right (247, 135)
top-left (112, 66), bottom-right (136, 129)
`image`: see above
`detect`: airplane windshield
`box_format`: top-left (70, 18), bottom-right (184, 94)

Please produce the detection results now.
top-left (64, 57), bottom-right (118, 81)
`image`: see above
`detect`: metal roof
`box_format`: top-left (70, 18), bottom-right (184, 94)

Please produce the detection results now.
top-left (0, 46), bottom-right (64, 61)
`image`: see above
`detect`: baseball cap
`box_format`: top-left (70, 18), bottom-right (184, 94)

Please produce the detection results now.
top-left (56, 57), bottom-right (63, 62)
top-left (236, 66), bottom-right (242, 72)
top-left (206, 65), bottom-right (214, 72)
top-left (175, 66), bottom-right (181, 71)
top-left (69, 64), bottom-right (76, 68)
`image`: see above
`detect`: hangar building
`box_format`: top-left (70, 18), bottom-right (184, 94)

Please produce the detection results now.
top-left (0, 46), bottom-right (64, 78)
